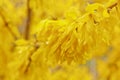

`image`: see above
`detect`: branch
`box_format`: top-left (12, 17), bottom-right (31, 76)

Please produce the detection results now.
top-left (24, 36), bottom-right (40, 73)
top-left (0, 10), bottom-right (18, 40)
top-left (25, 0), bottom-right (31, 40)
top-left (108, 2), bottom-right (117, 9)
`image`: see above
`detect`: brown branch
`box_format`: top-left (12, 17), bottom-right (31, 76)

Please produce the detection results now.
top-left (24, 46), bottom-right (39, 73)
top-left (107, 2), bottom-right (118, 13)
top-left (24, 36), bottom-right (40, 73)
top-left (0, 10), bottom-right (18, 40)
top-left (25, 0), bottom-right (31, 40)
top-left (108, 2), bottom-right (117, 9)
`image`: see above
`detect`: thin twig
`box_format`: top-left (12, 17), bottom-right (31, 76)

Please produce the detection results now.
top-left (108, 2), bottom-right (117, 9)
top-left (0, 10), bottom-right (18, 40)
top-left (25, 0), bottom-right (31, 39)
top-left (24, 36), bottom-right (40, 73)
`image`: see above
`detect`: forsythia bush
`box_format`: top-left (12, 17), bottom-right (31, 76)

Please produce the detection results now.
top-left (0, 0), bottom-right (120, 80)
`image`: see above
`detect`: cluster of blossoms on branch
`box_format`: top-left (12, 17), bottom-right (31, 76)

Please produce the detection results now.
top-left (0, 0), bottom-right (120, 80)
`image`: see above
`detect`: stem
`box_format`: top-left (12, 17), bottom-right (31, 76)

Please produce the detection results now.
top-left (24, 37), bottom-right (40, 73)
top-left (0, 11), bottom-right (17, 40)
top-left (25, 0), bottom-right (31, 40)
top-left (108, 2), bottom-right (117, 9)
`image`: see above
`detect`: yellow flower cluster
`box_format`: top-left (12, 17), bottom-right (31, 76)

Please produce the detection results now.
top-left (0, 0), bottom-right (120, 80)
